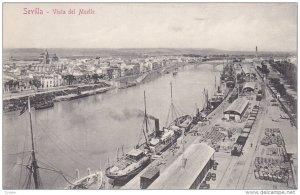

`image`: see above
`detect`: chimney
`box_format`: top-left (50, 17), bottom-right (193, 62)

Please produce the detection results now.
top-left (75, 169), bottom-right (80, 179)
top-left (87, 168), bottom-right (91, 175)
top-left (256, 46), bottom-right (258, 58)
top-left (155, 118), bottom-right (160, 136)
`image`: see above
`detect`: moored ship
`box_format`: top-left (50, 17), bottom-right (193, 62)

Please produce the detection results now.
top-left (65, 169), bottom-right (104, 189)
top-left (209, 76), bottom-right (225, 110)
top-left (34, 100), bottom-right (54, 110)
top-left (147, 117), bottom-right (182, 154)
top-left (118, 81), bottom-right (137, 89)
top-left (105, 91), bottom-right (154, 181)
top-left (105, 148), bottom-right (151, 181)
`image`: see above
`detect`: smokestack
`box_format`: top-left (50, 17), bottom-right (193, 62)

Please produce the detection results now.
top-left (256, 46), bottom-right (258, 58)
top-left (87, 168), bottom-right (91, 175)
top-left (75, 169), bottom-right (80, 179)
top-left (155, 118), bottom-right (160, 136)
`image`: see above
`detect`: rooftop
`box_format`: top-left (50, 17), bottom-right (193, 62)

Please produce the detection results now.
top-left (148, 143), bottom-right (215, 189)
top-left (243, 82), bottom-right (256, 91)
top-left (224, 98), bottom-right (249, 116)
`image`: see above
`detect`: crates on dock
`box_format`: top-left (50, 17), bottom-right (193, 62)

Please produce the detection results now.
top-left (254, 157), bottom-right (291, 183)
top-left (261, 128), bottom-right (283, 147)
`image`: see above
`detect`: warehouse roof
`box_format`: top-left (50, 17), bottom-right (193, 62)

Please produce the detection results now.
top-left (243, 82), bottom-right (256, 91)
top-left (243, 67), bottom-right (252, 75)
top-left (224, 98), bottom-right (249, 116)
top-left (148, 143), bottom-right (215, 189)
top-left (280, 128), bottom-right (297, 155)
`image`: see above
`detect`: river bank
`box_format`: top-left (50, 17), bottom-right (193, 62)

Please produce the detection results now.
top-left (3, 82), bottom-right (111, 112)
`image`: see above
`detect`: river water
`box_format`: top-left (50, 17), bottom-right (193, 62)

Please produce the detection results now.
top-left (3, 63), bottom-right (222, 189)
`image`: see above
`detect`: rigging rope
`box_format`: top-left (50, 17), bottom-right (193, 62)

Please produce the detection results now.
top-left (35, 152), bottom-right (74, 179)
top-left (37, 124), bottom-right (90, 169)
top-left (18, 116), bottom-right (29, 188)
top-left (36, 119), bottom-right (98, 169)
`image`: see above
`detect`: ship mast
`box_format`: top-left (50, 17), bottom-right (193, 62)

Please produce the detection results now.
top-left (215, 76), bottom-right (217, 94)
top-left (165, 82), bottom-right (180, 126)
top-left (143, 91), bottom-right (149, 146)
top-left (27, 96), bottom-right (41, 189)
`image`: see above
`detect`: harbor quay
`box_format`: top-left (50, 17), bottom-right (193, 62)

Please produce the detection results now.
top-left (120, 60), bottom-right (297, 190)
top-left (3, 52), bottom-right (297, 190)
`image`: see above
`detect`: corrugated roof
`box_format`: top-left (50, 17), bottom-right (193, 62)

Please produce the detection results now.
top-left (148, 143), bottom-right (215, 189)
top-left (280, 128), bottom-right (297, 154)
top-left (243, 67), bottom-right (252, 74)
top-left (224, 98), bottom-right (249, 116)
top-left (243, 82), bottom-right (256, 91)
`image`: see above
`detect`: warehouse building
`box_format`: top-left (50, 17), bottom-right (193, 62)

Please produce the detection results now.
top-left (223, 98), bottom-right (249, 121)
top-left (242, 82), bottom-right (256, 93)
top-left (147, 143), bottom-right (215, 189)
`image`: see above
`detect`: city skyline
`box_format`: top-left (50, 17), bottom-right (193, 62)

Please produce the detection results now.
top-left (3, 3), bottom-right (297, 52)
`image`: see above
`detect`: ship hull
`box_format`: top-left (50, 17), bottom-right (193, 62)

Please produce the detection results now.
top-left (118, 83), bottom-right (136, 89)
top-left (105, 158), bottom-right (151, 181)
top-left (169, 115), bottom-right (193, 132)
top-left (34, 102), bottom-right (54, 110)
top-left (69, 93), bottom-right (89, 100)
top-left (209, 100), bottom-right (222, 110)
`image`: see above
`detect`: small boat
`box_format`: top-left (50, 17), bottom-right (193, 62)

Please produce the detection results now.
top-left (168, 115), bottom-right (193, 132)
top-left (65, 170), bottom-right (104, 190)
top-left (34, 101), bottom-right (54, 110)
top-left (118, 82), bottom-right (137, 89)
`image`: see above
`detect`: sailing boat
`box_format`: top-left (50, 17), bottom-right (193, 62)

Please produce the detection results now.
top-left (17, 96), bottom-right (104, 189)
top-left (209, 76), bottom-right (225, 110)
top-left (105, 91), bottom-right (152, 181)
top-left (166, 82), bottom-right (193, 132)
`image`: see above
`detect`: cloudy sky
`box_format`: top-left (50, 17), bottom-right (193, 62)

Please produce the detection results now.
top-left (3, 3), bottom-right (297, 51)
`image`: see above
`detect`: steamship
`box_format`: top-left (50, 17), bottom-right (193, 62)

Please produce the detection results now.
top-left (105, 91), bottom-right (182, 181)
top-left (105, 91), bottom-right (155, 181)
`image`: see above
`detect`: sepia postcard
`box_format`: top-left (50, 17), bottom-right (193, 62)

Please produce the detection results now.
top-left (1, 2), bottom-right (298, 193)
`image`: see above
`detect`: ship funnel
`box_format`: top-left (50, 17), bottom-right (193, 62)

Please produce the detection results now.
top-left (75, 169), bottom-right (80, 179)
top-left (87, 168), bottom-right (91, 175)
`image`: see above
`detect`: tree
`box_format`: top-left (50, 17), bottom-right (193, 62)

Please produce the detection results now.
top-left (64, 75), bottom-right (76, 85)
top-left (107, 69), bottom-right (113, 80)
top-left (32, 79), bottom-right (41, 89)
top-left (92, 74), bottom-right (101, 83)
top-left (5, 80), bottom-right (14, 90)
